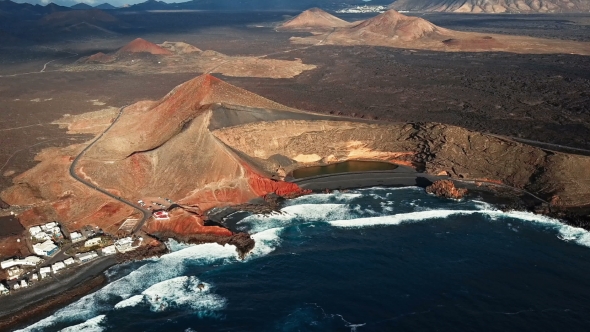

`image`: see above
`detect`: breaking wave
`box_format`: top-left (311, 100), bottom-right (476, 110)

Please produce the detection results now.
top-left (114, 276), bottom-right (226, 314)
top-left (58, 315), bottom-right (106, 332)
top-left (20, 187), bottom-right (590, 331)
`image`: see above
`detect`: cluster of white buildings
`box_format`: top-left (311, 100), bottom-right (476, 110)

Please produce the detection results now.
top-left (29, 222), bottom-right (63, 242)
top-left (336, 5), bottom-right (387, 13)
top-left (30, 222), bottom-right (64, 257)
top-left (0, 220), bottom-right (143, 295)
top-left (1, 256), bottom-right (43, 270)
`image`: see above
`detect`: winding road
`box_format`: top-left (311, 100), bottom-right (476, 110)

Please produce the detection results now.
top-left (68, 106), bottom-right (151, 235)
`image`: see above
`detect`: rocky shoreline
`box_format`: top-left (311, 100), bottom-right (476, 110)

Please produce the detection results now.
top-left (2, 172), bottom-right (589, 330)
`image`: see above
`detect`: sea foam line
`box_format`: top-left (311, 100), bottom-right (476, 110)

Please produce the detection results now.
top-left (328, 209), bottom-right (590, 248)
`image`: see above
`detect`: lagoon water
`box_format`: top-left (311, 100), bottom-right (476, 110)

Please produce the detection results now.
top-left (19, 187), bottom-right (590, 332)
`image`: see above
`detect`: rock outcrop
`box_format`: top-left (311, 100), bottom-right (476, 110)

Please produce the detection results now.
top-left (426, 180), bottom-right (468, 199)
top-left (0, 198), bottom-right (9, 209)
top-left (388, 0), bottom-right (590, 13)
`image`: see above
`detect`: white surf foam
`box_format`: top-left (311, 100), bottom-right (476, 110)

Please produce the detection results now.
top-left (239, 203), bottom-right (350, 233)
top-left (141, 276), bottom-right (226, 313)
top-left (285, 191), bottom-right (362, 206)
top-left (166, 238), bottom-right (194, 252)
top-left (58, 315), bottom-right (106, 332)
top-left (19, 241), bottom-right (241, 331)
top-left (328, 209), bottom-right (480, 228)
top-left (247, 227), bottom-right (283, 260)
top-left (114, 295), bottom-right (143, 310)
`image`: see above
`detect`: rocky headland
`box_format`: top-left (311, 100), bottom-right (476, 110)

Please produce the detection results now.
top-left (2, 73), bottom-right (590, 246)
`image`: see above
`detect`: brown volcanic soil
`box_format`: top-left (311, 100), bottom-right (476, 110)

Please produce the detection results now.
top-left (290, 9), bottom-right (590, 55)
top-left (388, 0), bottom-right (590, 13)
top-left (1, 11), bottom-right (590, 259)
top-left (117, 38), bottom-right (173, 56)
top-left (3, 74), bottom-right (590, 249)
top-left (278, 8), bottom-right (353, 30)
top-left (72, 39), bottom-right (316, 78)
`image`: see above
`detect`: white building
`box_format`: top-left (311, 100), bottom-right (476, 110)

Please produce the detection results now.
top-left (84, 238), bottom-right (102, 248)
top-left (33, 232), bottom-right (51, 241)
top-left (20, 280), bottom-right (28, 288)
top-left (12, 283), bottom-right (20, 290)
top-left (31, 273), bottom-right (39, 281)
top-left (33, 240), bottom-right (59, 257)
top-left (51, 261), bottom-right (65, 274)
top-left (64, 258), bottom-right (75, 266)
top-left (1, 259), bottom-right (17, 269)
top-left (0, 283), bottom-right (8, 295)
top-left (115, 237), bottom-right (134, 253)
top-left (41, 222), bottom-right (57, 231)
top-left (1, 256), bottom-right (43, 269)
top-left (29, 226), bottom-right (42, 237)
top-left (7, 267), bottom-right (23, 280)
top-left (101, 245), bottom-right (117, 256)
top-left (76, 251), bottom-right (98, 263)
top-left (70, 232), bottom-right (84, 243)
top-left (39, 267), bottom-right (51, 279)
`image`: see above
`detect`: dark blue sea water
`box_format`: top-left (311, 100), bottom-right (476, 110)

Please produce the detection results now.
top-left (19, 187), bottom-right (590, 332)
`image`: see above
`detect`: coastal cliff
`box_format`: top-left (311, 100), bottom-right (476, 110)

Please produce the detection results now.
top-left (2, 74), bottom-right (590, 259)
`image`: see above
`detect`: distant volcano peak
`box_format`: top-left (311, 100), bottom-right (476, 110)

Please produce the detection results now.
top-left (117, 37), bottom-right (173, 55)
top-left (279, 7), bottom-right (351, 30)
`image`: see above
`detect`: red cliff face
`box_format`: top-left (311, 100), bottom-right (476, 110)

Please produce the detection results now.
top-left (117, 38), bottom-right (173, 55)
top-left (145, 208), bottom-right (232, 237)
top-left (244, 163), bottom-right (311, 198)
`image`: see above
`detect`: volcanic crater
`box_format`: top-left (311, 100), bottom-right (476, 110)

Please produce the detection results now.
top-left (2, 74), bottom-right (590, 256)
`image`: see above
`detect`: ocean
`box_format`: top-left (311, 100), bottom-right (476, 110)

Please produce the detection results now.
top-left (18, 187), bottom-right (590, 332)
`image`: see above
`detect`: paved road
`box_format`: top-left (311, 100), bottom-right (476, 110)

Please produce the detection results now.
top-left (68, 106), bottom-right (151, 235)
top-left (489, 134), bottom-right (590, 157)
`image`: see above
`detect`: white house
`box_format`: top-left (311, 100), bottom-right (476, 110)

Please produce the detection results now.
top-left (39, 267), bottom-right (51, 279)
top-left (31, 273), bottom-right (39, 281)
top-left (41, 222), bottom-right (57, 231)
top-left (101, 245), bottom-right (117, 256)
top-left (115, 237), bottom-right (134, 252)
top-left (33, 240), bottom-right (59, 257)
top-left (84, 238), bottom-right (102, 248)
top-left (76, 251), bottom-right (98, 263)
top-left (21, 256), bottom-right (43, 266)
top-left (33, 232), bottom-right (51, 241)
top-left (29, 226), bottom-right (42, 237)
top-left (64, 258), bottom-right (75, 266)
top-left (51, 261), bottom-right (65, 274)
top-left (1, 256), bottom-right (43, 269)
top-left (20, 280), bottom-right (28, 288)
top-left (1, 259), bottom-right (17, 270)
top-left (0, 283), bottom-right (8, 295)
top-left (70, 232), bottom-right (84, 243)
